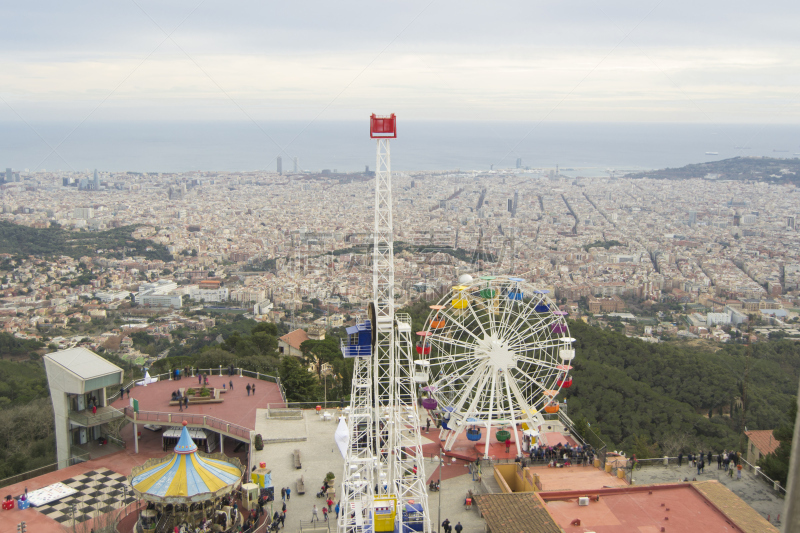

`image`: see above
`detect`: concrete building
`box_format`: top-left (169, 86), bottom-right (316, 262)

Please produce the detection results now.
top-left (189, 286), bottom-right (229, 303)
top-left (139, 293), bottom-right (183, 308)
top-left (707, 312), bottom-right (731, 326)
top-left (43, 347), bottom-right (124, 469)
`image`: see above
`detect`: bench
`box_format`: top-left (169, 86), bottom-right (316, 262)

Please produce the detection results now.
top-left (294, 449), bottom-right (302, 469)
top-left (297, 476), bottom-right (305, 495)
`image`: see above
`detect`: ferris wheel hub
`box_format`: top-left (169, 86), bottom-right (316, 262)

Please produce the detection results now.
top-left (479, 334), bottom-right (516, 369)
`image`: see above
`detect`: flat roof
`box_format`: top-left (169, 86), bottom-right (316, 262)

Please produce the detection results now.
top-left (45, 347), bottom-right (122, 380)
top-left (540, 482), bottom-right (777, 533)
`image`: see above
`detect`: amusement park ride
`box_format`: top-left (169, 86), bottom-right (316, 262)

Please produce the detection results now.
top-left (339, 115), bottom-right (578, 532)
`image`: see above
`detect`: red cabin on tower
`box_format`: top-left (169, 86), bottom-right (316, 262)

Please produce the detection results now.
top-left (370, 113), bottom-right (397, 138)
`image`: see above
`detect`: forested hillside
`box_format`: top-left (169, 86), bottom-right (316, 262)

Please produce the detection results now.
top-left (0, 221), bottom-right (172, 261)
top-left (565, 320), bottom-right (799, 455)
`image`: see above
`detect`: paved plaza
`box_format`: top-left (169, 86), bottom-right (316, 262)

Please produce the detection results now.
top-left (252, 408), bottom-right (487, 532)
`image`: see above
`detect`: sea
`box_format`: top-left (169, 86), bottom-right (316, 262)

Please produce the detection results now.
top-left (1, 121), bottom-right (798, 177)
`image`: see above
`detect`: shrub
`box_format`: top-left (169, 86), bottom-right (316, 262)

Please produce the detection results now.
top-left (254, 434), bottom-right (263, 451)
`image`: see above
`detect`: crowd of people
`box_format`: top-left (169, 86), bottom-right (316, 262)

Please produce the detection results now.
top-left (678, 450), bottom-right (745, 480)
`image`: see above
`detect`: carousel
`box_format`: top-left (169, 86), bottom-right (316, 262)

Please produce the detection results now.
top-left (128, 421), bottom-right (245, 532)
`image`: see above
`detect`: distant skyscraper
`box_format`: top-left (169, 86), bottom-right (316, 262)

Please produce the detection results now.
top-left (507, 198), bottom-right (513, 213)
top-left (513, 190), bottom-right (519, 217)
top-left (788, 216), bottom-right (796, 230)
top-left (93, 169), bottom-right (99, 191)
top-left (516, 158), bottom-right (522, 169)
top-left (277, 157), bottom-right (282, 175)
top-left (5, 168), bottom-right (10, 183)
top-left (688, 210), bottom-right (696, 226)
top-left (293, 157), bottom-right (298, 173)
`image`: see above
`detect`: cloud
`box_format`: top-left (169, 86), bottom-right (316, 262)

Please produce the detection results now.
top-left (1, 1), bottom-right (799, 122)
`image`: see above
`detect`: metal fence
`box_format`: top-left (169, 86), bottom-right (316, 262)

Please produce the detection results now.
top-left (123, 407), bottom-right (252, 441)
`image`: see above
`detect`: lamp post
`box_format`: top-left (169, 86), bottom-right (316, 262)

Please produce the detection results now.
top-left (437, 447), bottom-right (442, 533)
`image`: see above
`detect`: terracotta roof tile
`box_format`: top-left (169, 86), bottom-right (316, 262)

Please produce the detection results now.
top-left (745, 429), bottom-right (780, 456)
top-left (692, 480), bottom-right (779, 533)
top-left (279, 329), bottom-right (310, 351)
top-left (474, 493), bottom-right (561, 533)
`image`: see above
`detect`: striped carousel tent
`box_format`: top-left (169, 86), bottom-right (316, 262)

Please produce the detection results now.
top-left (129, 421), bottom-right (244, 504)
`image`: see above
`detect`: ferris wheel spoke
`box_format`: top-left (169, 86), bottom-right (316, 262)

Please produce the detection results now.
top-left (498, 297), bottom-right (547, 347)
top-left (428, 334), bottom-right (480, 355)
top-left (435, 308), bottom-right (485, 346)
top-left (513, 355), bottom-right (561, 372)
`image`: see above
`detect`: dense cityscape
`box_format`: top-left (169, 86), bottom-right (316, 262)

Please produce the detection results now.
top-left (1, 163), bottom-right (798, 352)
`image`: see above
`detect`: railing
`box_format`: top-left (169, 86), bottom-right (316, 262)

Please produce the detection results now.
top-left (0, 454), bottom-right (82, 489)
top-left (267, 402), bottom-right (345, 410)
top-left (340, 339), bottom-right (371, 358)
top-left (629, 456), bottom-right (786, 496)
top-left (105, 434), bottom-right (127, 448)
top-left (68, 406), bottom-right (126, 426)
top-left (123, 407), bottom-right (252, 441)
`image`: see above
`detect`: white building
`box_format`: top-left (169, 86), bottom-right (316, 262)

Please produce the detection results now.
top-left (139, 293), bottom-right (183, 308)
top-left (190, 287), bottom-right (229, 303)
top-left (94, 290), bottom-right (131, 303)
top-left (707, 312), bottom-right (731, 326)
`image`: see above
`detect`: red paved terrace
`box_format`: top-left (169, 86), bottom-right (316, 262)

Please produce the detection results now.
top-left (111, 372), bottom-right (285, 430)
top-left (539, 482), bottom-right (778, 533)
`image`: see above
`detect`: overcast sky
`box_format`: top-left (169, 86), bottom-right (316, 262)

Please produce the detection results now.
top-left (2, 0), bottom-right (799, 123)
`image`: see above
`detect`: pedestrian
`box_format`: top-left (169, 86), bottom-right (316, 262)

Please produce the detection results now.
top-left (126, 387), bottom-right (130, 399)
top-left (327, 497), bottom-right (333, 512)
top-left (335, 501), bottom-right (340, 518)
top-left (198, 373), bottom-right (202, 385)
top-left (312, 505), bottom-right (319, 523)
top-left (282, 501), bottom-right (286, 513)
top-left (426, 418), bottom-right (430, 432)
top-left (230, 380), bottom-right (234, 391)
top-left (737, 463), bottom-right (743, 481)
top-left (184, 395), bottom-right (188, 409)
top-left (92, 403), bottom-right (97, 415)
top-left (252, 383), bottom-right (256, 395)
top-left (717, 453), bottom-right (722, 469)
top-left (286, 487), bottom-right (291, 500)
top-left (247, 384), bottom-right (251, 396)
top-left (281, 487), bottom-right (286, 501)
top-left (678, 453), bottom-right (682, 466)
top-left (178, 397), bottom-right (183, 411)
top-left (120, 386), bottom-right (124, 399)
top-left (442, 518), bottom-right (451, 533)
top-left (455, 522), bottom-right (463, 533)
top-left (505, 439), bottom-right (511, 454)
top-left (322, 506), bottom-right (328, 521)
top-left (707, 451), bottom-right (712, 465)
top-left (279, 513), bottom-right (285, 528)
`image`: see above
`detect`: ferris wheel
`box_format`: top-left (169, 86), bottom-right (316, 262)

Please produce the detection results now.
top-left (418, 275), bottom-right (576, 457)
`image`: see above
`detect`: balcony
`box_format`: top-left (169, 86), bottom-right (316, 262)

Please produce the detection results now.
top-left (68, 406), bottom-right (125, 427)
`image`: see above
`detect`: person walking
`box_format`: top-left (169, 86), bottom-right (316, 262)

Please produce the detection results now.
top-left (282, 501), bottom-right (286, 514)
top-left (505, 439), bottom-right (511, 455)
top-left (229, 380), bottom-right (234, 391)
top-left (717, 453), bottom-right (722, 469)
top-left (246, 384), bottom-right (251, 396)
top-left (678, 453), bottom-right (683, 467)
top-left (707, 451), bottom-right (712, 465)
top-left (335, 501), bottom-right (340, 519)
top-left (184, 395), bottom-right (188, 410)
top-left (178, 397), bottom-right (183, 412)
top-left (441, 518), bottom-right (451, 533)
top-left (326, 497), bottom-right (333, 512)
top-left (455, 522), bottom-right (463, 533)
top-left (198, 373), bottom-right (202, 385)
top-left (322, 506), bottom-right (328, 521)
top-left (426, 418), bottom-right (430, 432)
top-left (737, 463), bottom-right (743, 481)
top-left (311, 505), bottom-right (319, 523)
top-left (281, 487), bottom-right (286, 501)
top-left (252, 383), bottom-right (256, 395)
top-left (286, 487), bottom-right (291, 500)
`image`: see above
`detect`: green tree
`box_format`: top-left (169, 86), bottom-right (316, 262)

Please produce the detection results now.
top-left (758, 400), bottom-right (796, 487)
top-left (279, 356), bottom-right (320, 402)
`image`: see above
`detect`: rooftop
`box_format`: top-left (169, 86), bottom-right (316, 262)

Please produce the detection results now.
top-left (539, 482), bottom-right (777, 533)
top-left (745, 429), bottom-right (781, 456)
top-left (44, 346), bottom-right (122, 380)
top-left (279, 328), bottom-right (310, 350)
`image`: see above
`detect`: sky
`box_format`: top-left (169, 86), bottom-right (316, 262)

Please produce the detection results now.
top-left (1, 0), bottom-right (800, 124)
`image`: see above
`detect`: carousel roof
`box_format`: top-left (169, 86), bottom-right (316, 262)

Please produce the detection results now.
top-left (130, 422), bottom-right (242, 500)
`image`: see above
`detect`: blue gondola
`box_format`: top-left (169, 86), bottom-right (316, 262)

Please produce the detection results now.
top-left (508, 277), bottom-right (525, 302)
top-left (341, 320), bottom-right (372, 357)
top-left (402, 503), bottom-right (425, 532)
top-left (466, 428), bottom-right (482, 441)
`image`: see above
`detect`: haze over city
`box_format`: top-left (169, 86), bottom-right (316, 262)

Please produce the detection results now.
top-left (1, 2), bottom-right (800, 533)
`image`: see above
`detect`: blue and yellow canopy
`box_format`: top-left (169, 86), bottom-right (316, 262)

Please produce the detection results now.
top-left (129, 422), bottom-right (243, 503)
